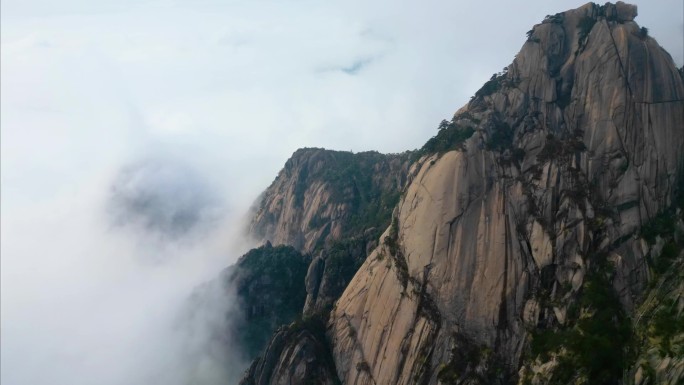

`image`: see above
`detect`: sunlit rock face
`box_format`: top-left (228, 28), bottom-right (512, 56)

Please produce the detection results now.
top-left (329, 2), bottom-right (684, 384)
top-left (108, 158), bottom-right (221, 243)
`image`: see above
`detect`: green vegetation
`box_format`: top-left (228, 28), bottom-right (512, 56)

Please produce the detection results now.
top-left (240, 149), bottom-right (413, 364)
top-left (474, 69), bottom-right (512, 99)
top-left (558, 280), bottom-right (630, 379)
top-left (476, 76), bottom-right (503, 98)
top-left (577, 16), bottom-right (596, 43)
top-left (640, 210), bottom-right (678, 245)
top-left (295, 149), bottom-right (410, 245)
top-left (420, 119), bottom-right (475, 155)
top-left (536, 133), bottom-right (586, 164)
top-left (346, 188), bottom-right (401, 241)
top-left (314, 236), bottom-right (370, 307)
top-left (577, 17), bottom-right (595, 33)
top-left (293, 166), bottom-right (310, 206)
top-left (524, 181), bottom-right (684, 384)
top-left (485, 119), bottom-right (514, 153)
top-left (526, 29), bottom-right (540, 43)
top-left (543, 13), bottom-right (563, 24)
top-left (647, 293), bottom-right (683, 355)
top-left (383, 217), bottom-right (410, 290)
top-left (228, 244), bottom-right (311, 358)
top-left (437, 333), bottom-right (501, 384)
top-left (527, 256), bottom-right (635, 384)
top-left (251, 311), bottom-right (342, 385)
top-left (639, 203), bottom-right (684, 276)
top-left (629, 204), bottom-right (684, 384)
top-left (323, 239), bottom-right (365, 281)
top-left (288, 311), bottom-right (330, 344)
top-left (470, 67), bottom-right (520, 103)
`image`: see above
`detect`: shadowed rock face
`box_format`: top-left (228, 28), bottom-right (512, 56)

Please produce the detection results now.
top-left (225, 243), bottom-right (311, 360)
top-left (240, 320), bottom-right (341, 385)
top-left (328, 2), bottom-right (684, 384)
top-left (236, 149), bottom-right (412, 385)
top-left (301, 233), bottom-right (376, 317)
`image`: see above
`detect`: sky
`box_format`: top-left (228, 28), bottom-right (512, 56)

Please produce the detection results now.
top-left (2, 1), bottom-right (683, 385)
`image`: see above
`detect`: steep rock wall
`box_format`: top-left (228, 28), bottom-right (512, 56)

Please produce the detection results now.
top-left (329, 3), bottom-right (684, 384)
top-left (249, 148), bottom-right (412, 254)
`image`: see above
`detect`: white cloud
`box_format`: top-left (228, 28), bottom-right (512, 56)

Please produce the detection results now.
top-left (2, 1), bottom-right (682, 384)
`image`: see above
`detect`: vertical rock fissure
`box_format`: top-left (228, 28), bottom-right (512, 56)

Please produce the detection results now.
top-left (342, 314), bottom-right (378, 385)
top-left (498, 179), bottom-right (511, 333)
top-left (445, 214), bottom-right (462, 262)
top-left (605, 19), bottom-right (633, 99)
top-left (432, 225), bottom-right (440, 266)
top-left (408, 265), bottom-right (442, 385)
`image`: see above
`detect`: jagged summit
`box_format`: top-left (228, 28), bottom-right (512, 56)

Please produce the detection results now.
top-left (327, 2), bottom-right (683, 383)
top-left (239, 2), bottom-right (684, 385)
top-left (506, 1), bottom-right (678, 103)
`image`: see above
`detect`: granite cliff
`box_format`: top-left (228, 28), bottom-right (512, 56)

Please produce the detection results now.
top-left (237, 2), bottom-right (684, 384)
top-left (249, 148), bottom-right (412, 254)
top-left (197, 149), bottom-right (412, 370)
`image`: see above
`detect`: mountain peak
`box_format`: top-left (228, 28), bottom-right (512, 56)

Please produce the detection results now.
top-left (240, 2), bottom-right (684, 384)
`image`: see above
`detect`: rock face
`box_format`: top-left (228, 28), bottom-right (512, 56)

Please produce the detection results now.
top-left (238, 149), bottom-right (412, 384)
top-left (627, 234), bottom-right (684, 385)
top-left (302, 232), bottom-right (377, 316)
top-left (240, 320), bottom-right (340, 385)
top-left (328, 2), bottom-right (684, 384)
top-left (249, 148), bottom-right (412, 254)
top-left (238, 3), bottom-right (684, 385)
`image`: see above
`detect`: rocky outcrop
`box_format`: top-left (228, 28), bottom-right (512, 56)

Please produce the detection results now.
top-left (249, 148), bottom-right (412, 254)
top-left (625, 209), bottom-right (684, 385)
top-left (328, 2), bottom-right (684, 385)
top-left (240, 317), bottom-right (341, 385)
top-left (303, 231), bottom-right (379, 316)
top-left (233, 150), bottom-right (412, 382)
top-left (235, 3), bottom-right (684, 385)
top-left (234, 151), bottom-right (412, 382)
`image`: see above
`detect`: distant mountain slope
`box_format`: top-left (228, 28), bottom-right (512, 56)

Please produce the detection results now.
top-left (249, 148), bottom-right (412, 254)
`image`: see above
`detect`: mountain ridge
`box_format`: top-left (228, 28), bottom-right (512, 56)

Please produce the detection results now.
top-left (249, 147), bottom-right (413, 254)
top-left (236, 2), bottom-right (684, 384)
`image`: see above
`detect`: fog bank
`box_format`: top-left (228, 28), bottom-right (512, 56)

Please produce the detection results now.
top-left (2, 1), bottom-right (682, 384)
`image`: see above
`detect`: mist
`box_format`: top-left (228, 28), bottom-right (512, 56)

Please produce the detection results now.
top-left (2, 1), bottom-right (682, 385)
top-left (1, 148), bottom-right (255, 385)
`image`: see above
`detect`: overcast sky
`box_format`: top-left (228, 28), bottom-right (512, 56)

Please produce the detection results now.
top-left (2, 1), bottom-right (683, 385)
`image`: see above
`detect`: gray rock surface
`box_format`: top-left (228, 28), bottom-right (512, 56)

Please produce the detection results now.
top-left (328, 2), bottom-right (684, 384)
top-left (238, 3), bottom-right (684, 384)
top-left (249, 148), bottom-right (412, 254)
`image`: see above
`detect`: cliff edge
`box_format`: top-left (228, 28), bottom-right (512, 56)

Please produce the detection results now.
top-left (329, 2), bottom-right (683, 384)
top-left (240, 2), bottom-right (684, 384)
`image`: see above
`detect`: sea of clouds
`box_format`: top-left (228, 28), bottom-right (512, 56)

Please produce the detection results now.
top-left (2, 1), bottom-right (681, 384)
